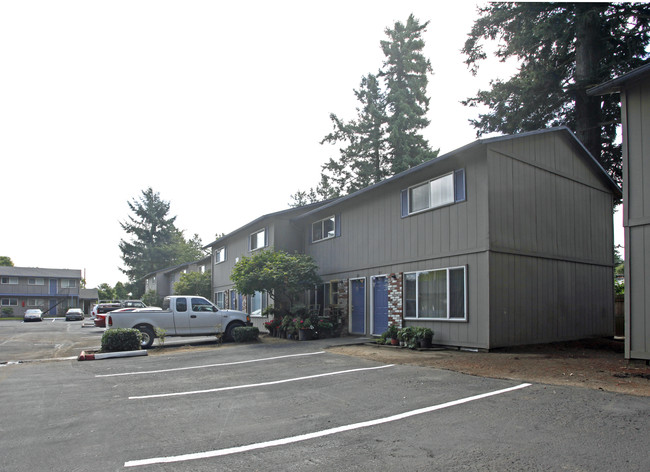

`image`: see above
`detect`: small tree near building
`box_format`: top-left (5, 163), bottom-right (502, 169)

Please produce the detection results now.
top-left (173, 271), bottom-right (212, 300)
top-left (230, 250), bottom-right (322, 312)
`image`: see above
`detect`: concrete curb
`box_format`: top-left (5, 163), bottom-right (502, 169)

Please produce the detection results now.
top-left (78, 350), bottom-right (148, 361)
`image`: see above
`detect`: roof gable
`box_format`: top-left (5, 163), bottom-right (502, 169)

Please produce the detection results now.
top-left (294, 127), bottom-right (620, 221)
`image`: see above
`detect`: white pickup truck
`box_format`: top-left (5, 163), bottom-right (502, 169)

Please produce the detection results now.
top-left (106, 295), bottom-right (252, 349)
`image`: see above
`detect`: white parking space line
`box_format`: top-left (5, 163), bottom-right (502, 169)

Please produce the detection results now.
top-left (95, 351), bottom-right (326, 378)
top-left (125, 383), bottom-right (532, 468)
top-left (129, 364), bottom-right (394, 400)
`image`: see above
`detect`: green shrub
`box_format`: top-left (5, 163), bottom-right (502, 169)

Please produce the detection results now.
top-left (101, 328), bottom-right (142, 352)
top-left (1, 307), bottom-right (14, 317)
top-left (615, 280), bottom-right (625, 295)
top-left (232, 326), bottom-right (259, 343)
top-left (398, 326), bottom-right (418, 349)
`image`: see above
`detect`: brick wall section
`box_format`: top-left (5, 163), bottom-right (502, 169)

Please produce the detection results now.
top-left (388, 272), bottom-right (403, 329)
top-left (337, 278), bottom-right (349, 336)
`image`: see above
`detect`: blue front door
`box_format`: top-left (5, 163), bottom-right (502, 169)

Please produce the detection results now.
top-left (372, 276), bottom-right (388, 335)
top-left (49, 299), bottom-right (57, 316)
top-left (350, 279), bottom-right (366, 334)
top-left (49, 279), bottom-right (58, 295)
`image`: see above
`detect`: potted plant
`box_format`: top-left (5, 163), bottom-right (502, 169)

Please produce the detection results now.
top-left (384, 325), bottom-right (400, 345)
top-left (296, 317), bottom-right (315, 341)
top-left (416, 327), bottom-right (434, 348)
top-left (398, 326), bottom-right (417, 349)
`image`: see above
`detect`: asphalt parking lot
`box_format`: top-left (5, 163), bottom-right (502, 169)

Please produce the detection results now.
top-left (1, 321), bottom-right (649, 471)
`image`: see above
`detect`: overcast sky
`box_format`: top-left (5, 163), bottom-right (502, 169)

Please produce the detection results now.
top-left (1, 1), bottom-right (624, 287)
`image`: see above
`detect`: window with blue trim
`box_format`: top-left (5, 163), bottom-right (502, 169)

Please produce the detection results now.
top-left (401, 169), bottom-right (466, 217)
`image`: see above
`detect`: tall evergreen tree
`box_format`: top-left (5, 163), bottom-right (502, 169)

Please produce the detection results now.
top-left (291, 14), bottom-right (437, 205)
top-left (319, 73), bottom-right (388, 197)
top-left (462, 2), bottom-right (650, 185)
top-left (381, 14), bottom-right (437, 174)
top-left (119, 188), bottom-right (206, 292)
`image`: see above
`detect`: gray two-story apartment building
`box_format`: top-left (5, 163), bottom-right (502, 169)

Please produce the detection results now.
top-left (207, 127), bottom-right (621, 349)
top-left (205, 203), bottom-right (328, 323)
top-left (144, 255), bottom-right (212, 300)
top-left (0, 267), bottom-right (82, 316)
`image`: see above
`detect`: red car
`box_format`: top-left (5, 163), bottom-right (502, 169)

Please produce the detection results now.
top-left (93, 303), bottom-right (121, 327)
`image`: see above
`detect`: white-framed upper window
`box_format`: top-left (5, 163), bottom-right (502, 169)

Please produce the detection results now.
top-left (28, 278), bottom-right (45, 285)
top-left (402, 169), bottom-right (466, 217)
top-left (215, 247), bottom-right (226, 264)
top-left (249, 229), bottom-right (266, 251)
top-left (61, 279), bottom-right (76, 288)
top-left (1, 277), bottom-right (18, 285)
top-left (312, 216), bottom-right (336, 243)
top-left (409, 172), bottom-right (454, 214)
top-left (404, 266), bottom-right (467, 320)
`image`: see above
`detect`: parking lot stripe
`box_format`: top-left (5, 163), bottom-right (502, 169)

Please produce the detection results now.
top-left (124, 382), bottom-right (532, 467)
top-left (128, 364), bottom-right (394, 400)
top-left (95, 351), bottom-right (326, 378)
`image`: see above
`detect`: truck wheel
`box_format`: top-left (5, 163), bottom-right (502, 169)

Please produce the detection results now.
top-left (225, 321), bottom-right (245, 342)
top-left (138, 326), bottom-right (155, 349)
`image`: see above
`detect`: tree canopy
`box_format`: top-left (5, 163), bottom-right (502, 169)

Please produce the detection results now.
top-left (230, 249), bottom-right (321, 310)
top-left (173, 271), bottom-right (211, 299)
top-left (0, 256), bottom-right (14, 267)
top-left (462, 2), bottom-right (650, 186)
top-left (292, 14), bottom-right (437, 205)
top-left (119, 188), bottom-right (207, 295)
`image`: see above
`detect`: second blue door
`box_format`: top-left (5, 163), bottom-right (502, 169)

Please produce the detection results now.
top-left (372, 276), bottom-right (388, 335)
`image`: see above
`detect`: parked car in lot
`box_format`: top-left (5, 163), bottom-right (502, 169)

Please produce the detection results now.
top-left (65, 308), bottom-right (84, 321)
top-left (24, 309), bottom-right (43, 322)
top-left (93, 303), bottom-right (121, 327)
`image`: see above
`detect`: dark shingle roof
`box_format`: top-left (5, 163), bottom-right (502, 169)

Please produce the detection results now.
top-left (0, 267), bottom-right (82, 278)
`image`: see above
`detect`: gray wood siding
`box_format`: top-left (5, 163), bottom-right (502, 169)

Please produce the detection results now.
top-left (486, 132), bottom-right (615, 347)
top-left (622, 77), bottom-right (650, 360)
top-left (489, 252), bottom-right (613, 348)
top-left (304, 149), bottom-right (489, 277)
top-left (628, 225), bottom-right (650, 359)
top-left (211, 222), bottom-right (275, 290)
top-left (623, 81), bottom-right (650, 223)
top-left (487, 134), bottom-right (614, 265)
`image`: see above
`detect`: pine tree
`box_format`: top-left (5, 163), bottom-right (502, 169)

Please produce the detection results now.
top-left (462, 2), bottom-right (650, 185)
top-left (381, 14), bottom-right (437, 174)
top-left (291, 14), bottom-right (437, 205)
top-left (119, 188), bottom-right (206, 289)
top-left (319, 73), bottom-right (388, 197)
